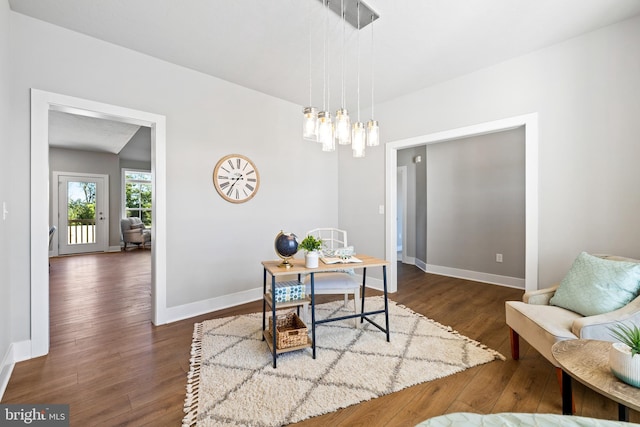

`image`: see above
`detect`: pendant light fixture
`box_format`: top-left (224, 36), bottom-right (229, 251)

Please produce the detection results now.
top-left (302, 0), bottom-right (379, 156)
top-left (302, 1), bottom-right (318, 141)
top-left (335, 0), bottom-right (351, 145)
top-left (351, 0), bottom-right (365, 158)
top-left (318, 0), bottom-right (335, 152)
top-left (366, 13), bottom-right (379, 147)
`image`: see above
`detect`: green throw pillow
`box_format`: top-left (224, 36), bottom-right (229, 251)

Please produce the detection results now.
top-left (549, 252), bottom-right (640, 316)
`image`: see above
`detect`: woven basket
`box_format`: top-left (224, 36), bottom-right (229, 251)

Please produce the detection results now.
top-left (268, 312), bottom-right (308, 349)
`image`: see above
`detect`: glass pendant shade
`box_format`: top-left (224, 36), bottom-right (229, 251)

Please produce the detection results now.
top-left (352, 122), bottom-right (366, 157)
top-left (366, 120), bottom-right (379, 146)
top-left (318, 111), bottom-right (335, 152)
top-left (303, 107), bottom-right (319, 141)
top-left (335, 108), bottom-right (351, 144)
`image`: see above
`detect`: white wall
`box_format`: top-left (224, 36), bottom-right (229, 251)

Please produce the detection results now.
top-left (0, 0), bottom-right (13, 394)
top-left (342, 14), bottom-right (640, 288)
top-left (9, 12), bottom-right (339, 342)
top-left (427, 128), bottom-right (525, 278)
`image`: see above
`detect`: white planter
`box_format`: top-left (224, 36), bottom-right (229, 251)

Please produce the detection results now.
top-left (305, 251), bottom-right (319, 268)
top-left (610, 342), bottom-right (640, 387)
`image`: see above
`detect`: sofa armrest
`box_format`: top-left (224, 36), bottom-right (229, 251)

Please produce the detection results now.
top-left (573, 296), bottom-right (640, 340)
top-left (523, 284), bottom-right (559, 305)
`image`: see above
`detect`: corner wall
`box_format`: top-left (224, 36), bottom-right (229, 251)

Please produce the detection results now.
top-left (0, 0), bottom-right (13, 399)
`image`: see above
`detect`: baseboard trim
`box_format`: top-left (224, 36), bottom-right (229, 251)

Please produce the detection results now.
top-left (0, 340), bottom-right (31, 400)
top-left (0, 346), bottom-right (14, 400)
top-left (424, 264), bottom-right (525, 289)
top-left (164, 287), bottom-right (264, 323)
top-left (163, 273), bottom-right (388, 323)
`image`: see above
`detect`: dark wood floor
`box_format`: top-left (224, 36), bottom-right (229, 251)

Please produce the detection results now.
top-left (3, 251), bottom-right (638, 426)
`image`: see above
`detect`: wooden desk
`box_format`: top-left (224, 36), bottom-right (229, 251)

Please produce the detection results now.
top-left (552, 339), bottom-right (640, 421)
top-left (261, 255), bottom-right (390, 368)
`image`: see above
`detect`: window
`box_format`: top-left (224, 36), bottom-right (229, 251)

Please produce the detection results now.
top-left (123, 169), bottom-right (152, 227)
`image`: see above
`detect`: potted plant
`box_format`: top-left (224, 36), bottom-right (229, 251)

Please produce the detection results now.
top-left (609, 322), bottom-right (640, 387)
top-left (299, 235), bottom-right (322, 268)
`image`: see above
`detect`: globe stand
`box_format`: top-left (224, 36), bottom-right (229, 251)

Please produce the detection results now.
top-left (278, 257), bottom-right (294, 269)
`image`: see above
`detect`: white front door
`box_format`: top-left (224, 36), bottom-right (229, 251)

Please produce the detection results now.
top-left (57, 173), bottom-right (108, 255)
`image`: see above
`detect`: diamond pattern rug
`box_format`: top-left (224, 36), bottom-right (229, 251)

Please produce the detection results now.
top-left (182, 296), bottom-right (504, 427)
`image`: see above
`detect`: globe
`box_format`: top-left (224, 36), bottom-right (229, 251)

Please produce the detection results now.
top-left (274, 231), bottom-right (298, 268)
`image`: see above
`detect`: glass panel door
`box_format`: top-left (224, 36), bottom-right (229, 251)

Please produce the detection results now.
top-left (58, 175), bottom-right (107, 255)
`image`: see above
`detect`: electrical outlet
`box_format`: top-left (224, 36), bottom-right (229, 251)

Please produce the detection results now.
top-left (496, 253), bottom-right (503, 263)
top-left (2, 202), bottom-right (7, 220)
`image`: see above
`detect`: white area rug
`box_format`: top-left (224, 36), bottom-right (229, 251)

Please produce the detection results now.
top-left (182, 296), bottom-right (504, 427)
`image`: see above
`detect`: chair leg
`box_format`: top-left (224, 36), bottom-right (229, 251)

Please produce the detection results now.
top-left (556, 367), bottom-right (576, 414)
top-left (509, 328), bottom-right (520, 360)
top-left (353, 287), bottom-right (360, 328)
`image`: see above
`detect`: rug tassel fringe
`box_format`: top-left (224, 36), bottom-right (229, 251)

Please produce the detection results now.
top-left (182, 322), bottom-right (203, 427)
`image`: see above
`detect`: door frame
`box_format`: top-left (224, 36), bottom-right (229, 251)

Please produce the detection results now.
top-left (385, 113), bottom-right (539, 293)
top-left (52, 172), bottom-right (109, 256)
top-left (31, 89), bottom-right (167, 358)
top-left (396, 166), bottom-right (409, 263)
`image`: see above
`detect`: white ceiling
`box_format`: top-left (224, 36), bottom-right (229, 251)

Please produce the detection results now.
top-left (48, 110), bottom-right (141, 155)
top-left (11, 0), bottom-right (640, 157)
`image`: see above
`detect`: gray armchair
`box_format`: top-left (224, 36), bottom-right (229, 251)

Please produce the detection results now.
top-left (120, 217), bottom-right (151, 250)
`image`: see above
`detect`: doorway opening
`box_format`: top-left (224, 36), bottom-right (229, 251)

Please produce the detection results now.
top-left (30, 89), bottom-right (167, 358)
top-left (384, 113), bottom-right (539, 294)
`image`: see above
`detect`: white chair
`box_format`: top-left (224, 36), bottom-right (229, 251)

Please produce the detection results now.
top-left (303, 228), bottom-right (361, 327)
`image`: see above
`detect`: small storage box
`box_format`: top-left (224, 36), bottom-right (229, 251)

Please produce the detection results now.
top-left (273, 280), bottom-right (305, 302)
top-left (268, 312), bottom-right (308, 349)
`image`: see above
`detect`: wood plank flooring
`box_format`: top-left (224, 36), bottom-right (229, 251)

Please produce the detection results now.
top-left (3, 251), bottom-right (638, 425)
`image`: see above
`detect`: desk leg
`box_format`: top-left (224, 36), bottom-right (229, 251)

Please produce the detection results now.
top-left (311, 272), bottom-right (316, 359)
top-left (262, 268), bottom-right (267, 341)
top-left (383, 265), bottom-right (390, 342)
top-left (360, 268), bottom-right (367, 324)
top-left (561, 370), bottom-right (573, 415)
top-left (271, 275), bottom-right (277, 368)
top-left (619, 404), bottom-right (629, 422)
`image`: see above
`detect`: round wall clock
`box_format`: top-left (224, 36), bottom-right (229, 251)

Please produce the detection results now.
top-left (212, 154), bottom-right (260, 203)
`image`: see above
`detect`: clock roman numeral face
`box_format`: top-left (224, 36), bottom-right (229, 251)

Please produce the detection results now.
top-left (213, 155), bottom-right (260, 203)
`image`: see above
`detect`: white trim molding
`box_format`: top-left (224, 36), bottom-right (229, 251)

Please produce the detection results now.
top-left (385, 113), bottom-right (539, 292)
top-left (0, 340), bottom-right (30, 400)
top-left (163, 273), bottom-right (386, 324)
top-left (425, 264), bottom-right (526, 289)
top-left (31, 89), bottom-right (168, 359)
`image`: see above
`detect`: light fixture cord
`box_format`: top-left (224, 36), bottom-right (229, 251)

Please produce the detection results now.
top-left (327, 0), bottom-right (330, 111)
top-left (356, 1), bottom-right (361, 121)
top-left (370, 14), bottom-right (375, 120)
top-left (322, 0), bottom-right (328, 111)
top-left (308, 1), bottom-right (313, 106)
top-left (341, 0), bottom-right (346, 108)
